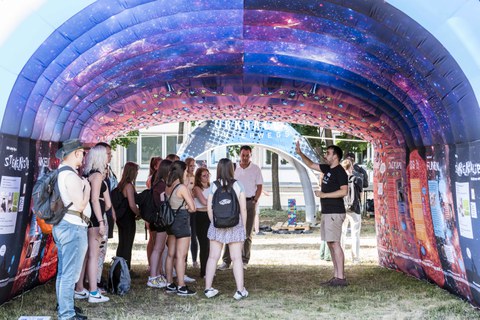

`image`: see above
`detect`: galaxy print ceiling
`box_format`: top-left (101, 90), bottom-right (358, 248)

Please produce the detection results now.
top-left (2, 0), bottom-right (478, 150)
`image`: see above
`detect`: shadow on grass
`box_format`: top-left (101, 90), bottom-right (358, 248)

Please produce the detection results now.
top-left (2, 264), bottom-right (478, 320)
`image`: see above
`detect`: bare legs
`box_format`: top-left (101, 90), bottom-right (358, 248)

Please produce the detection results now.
top-left (205, 241), bottom-right (244, 292)
top-left (327, 241), bottom-right (345, 279)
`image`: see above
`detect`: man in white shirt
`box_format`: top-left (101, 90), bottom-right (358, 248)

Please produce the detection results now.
top-left (218, 146), bottom-right (263, 270)
top-left (53, 139), bottom-right (91, 320)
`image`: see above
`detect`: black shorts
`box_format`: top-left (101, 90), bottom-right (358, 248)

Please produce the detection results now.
top-left (149, 222), bottom-right (167, 233)
top-left (167, 209), bottom-right (190, 239)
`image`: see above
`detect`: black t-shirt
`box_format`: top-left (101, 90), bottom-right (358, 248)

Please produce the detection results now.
top-left (319, 164), bottom-right (348, 214)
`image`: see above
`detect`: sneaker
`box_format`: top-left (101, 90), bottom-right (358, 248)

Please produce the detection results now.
top-left (55, 304), bottom-right (84, 315)
top-left (74, 288), bottom-right (89, 300)
top-left (88, 292), bottom-right (109, 303)
top-left (243, 263), bottom-right (248, 270)
top-left (217, 262), bottom-right (230, 271)
top-left (233, 288), bottom-right (249, 300)
top-left (177, 286), bottom-right (197, 296)
top-left (184, 274), bottom-right (196, 283)
top-left (204, 288), bottom-right (219, 298)
top-left (147, 276), bottom-right (167, 288)
top-left (329, 277), bottom-right (348, 287)
top-left (256, 231), bottom-right (266, 235)
top-left (320, 277), bottom-right (335, 286)
top-left (166, 283), bottom-right (177, 294)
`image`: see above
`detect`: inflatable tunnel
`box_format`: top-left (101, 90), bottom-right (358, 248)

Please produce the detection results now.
top-left (1, 0), bottom-right (480, 306)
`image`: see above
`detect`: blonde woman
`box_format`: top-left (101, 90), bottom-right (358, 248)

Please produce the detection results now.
top-left (74, 145), bottom-right (111, 303)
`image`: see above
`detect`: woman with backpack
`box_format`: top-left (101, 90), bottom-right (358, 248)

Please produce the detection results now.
top-left (116, 162), bottom-right (141, 271)
top-left (145, 156), bottom-right (162, 274)
top-left (204, 158), bottom-right (248, 300)
top-left (164, 161), bottom-right (197, 296)
top-left (340, 159), bottom-right (363, 263)
top-left (146, 159), bottom-right (172, 288)
top-left (74, 145), bottom-right (111, 303)
top-left (192, 167), bottom-right (211, 278)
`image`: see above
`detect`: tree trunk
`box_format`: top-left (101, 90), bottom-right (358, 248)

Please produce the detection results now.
top-left (177, 122), bottom-right (185, 144)
top-left (271, 152), bottom-right (282, 210)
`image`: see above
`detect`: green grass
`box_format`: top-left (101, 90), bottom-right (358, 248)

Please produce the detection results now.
top-left (1, 210), bottom-right (478, 319)
top-left (3, 265), bottom-right (478, 319)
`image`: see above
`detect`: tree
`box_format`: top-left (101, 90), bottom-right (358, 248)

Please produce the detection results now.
top-left (271, 152), bottom-right (282, 210)
top-left (109, 130), bottom-right (139, 150)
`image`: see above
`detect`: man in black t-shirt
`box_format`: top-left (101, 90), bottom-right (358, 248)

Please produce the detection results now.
top-left (296, 141), bottom-right (349, 287)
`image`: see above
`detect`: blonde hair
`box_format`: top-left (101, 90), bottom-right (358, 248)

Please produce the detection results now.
top-left (84, 145), bottom-right (107, 175)
top-left (341, 159), bottom-right (353, 171)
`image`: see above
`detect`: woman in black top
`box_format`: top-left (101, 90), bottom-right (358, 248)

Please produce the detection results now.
top-left (75, 145), bottom-right (111, 303)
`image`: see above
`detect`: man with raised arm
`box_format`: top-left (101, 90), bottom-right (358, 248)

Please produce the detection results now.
top-left (295, 141), bottom-right (349, 286)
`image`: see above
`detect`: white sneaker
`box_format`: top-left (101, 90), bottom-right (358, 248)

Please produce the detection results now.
top-left (147, 276), bottom-right (167, 288)
top-left (74, 288), bottom-right (89, 300)
top-left (204, 288), bottom-right (219, 298)
top-left (88, 292), bottom-right (110, 303)
top-left (243, 263), bottom-right (248, 270)
top-left (217, 262), bottom-right (230, 271)
top-left (233, 288), bottom-right (249, 300)
top-left (184, 274), bottom-right (196, 283)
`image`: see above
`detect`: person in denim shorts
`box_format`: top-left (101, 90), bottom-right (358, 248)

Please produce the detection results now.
top-left (164, 161), bottom-right (197, 296)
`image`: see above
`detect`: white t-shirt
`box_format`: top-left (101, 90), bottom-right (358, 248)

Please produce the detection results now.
top-left (209, 180), bottom-right (244, 198)
top-left (194, 186), bottom-right (210, 210)
top-left (57, 164), bottom-right (91, 226)
top-left (234, 162), bottom-right (263, 198)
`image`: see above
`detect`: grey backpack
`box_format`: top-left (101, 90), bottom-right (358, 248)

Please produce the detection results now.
top-left (108, 256), bottom-right (131, 295)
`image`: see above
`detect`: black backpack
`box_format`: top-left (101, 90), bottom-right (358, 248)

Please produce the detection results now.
top-left (111, 187), bottom-right (128, 220)
top-left (136, 183), bottom-right (183, 228)
top-left (212, 180), bottom-right (240, 228)
top-left (136, 188), bottom-right (157, 224)
top-left (32, 166), bottom-right (76, 226)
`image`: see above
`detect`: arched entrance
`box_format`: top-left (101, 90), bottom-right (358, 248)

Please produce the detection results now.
top-left (1, 0), bottom-right (480, 307)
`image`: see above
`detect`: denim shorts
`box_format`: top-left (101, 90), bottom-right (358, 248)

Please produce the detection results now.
top-left (167, 209), bottom-right (191, 239)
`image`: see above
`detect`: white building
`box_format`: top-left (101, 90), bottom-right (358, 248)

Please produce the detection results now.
top-left (111, 122), bottom-right (372, 212)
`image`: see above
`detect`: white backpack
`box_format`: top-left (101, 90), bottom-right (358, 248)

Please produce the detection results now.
top-left (344, 176), bottom-right (355, 210)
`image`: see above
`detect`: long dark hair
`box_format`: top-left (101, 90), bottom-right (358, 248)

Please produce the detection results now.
top-left (153, 159), bottom-right (172, 186)
top-left (216, 158), bottom-right (235, 190)
top-left (118, 162), bottom-right (139, 192)
top-left (166, 160), bottom-right (186, 187)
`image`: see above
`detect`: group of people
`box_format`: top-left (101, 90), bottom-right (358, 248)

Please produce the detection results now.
top-left (51, 136), bottom-right (367, 319)
top-left (52, 140), bottom-right (263, 320)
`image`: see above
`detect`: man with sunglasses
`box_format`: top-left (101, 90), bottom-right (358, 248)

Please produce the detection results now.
top-left (53, 139), bottom-right (92, 320)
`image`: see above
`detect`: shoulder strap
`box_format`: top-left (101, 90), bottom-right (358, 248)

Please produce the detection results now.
top-left (58, 166), bottom-right (76, 174)
top-left (57, 166), bottom-right (77, 209)
top-left (166, 183), bottom-right (182, 201)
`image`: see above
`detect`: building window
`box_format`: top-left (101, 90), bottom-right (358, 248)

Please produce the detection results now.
top-left (126, 141), bottom-right (137, 163)
top-left (166, 136), bottom-right (177, 156)
top-left (141, 136), bottom-right (162, 165)
top-left (264, 150), bottom-right (289, 167)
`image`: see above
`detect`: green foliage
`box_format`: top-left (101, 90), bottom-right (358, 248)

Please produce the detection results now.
top-left (109, 130), bottom-right (139, 150)
top-left (291, 124), bottom-right (325, 149)
top-left (336, 133), bottom-right (369, 155)
top-left (227, 145), bottom-right (241, 158)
